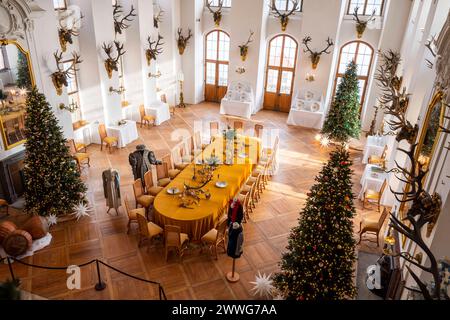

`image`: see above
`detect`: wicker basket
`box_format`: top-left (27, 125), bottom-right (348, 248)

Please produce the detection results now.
top-left (22, 216), bottom-right (49, 240)
top-left (0, 221), bottom-right (17, 243)
top-left (2, 230), bottom-right (33, 257)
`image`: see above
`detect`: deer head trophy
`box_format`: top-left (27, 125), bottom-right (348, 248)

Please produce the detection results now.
top-left (352, 7), bottom-right (376, 38)
top-left (177, 28), bottom-right (193, 55)
top-left (238, 30), bottom-right (254, 61)
top-left (206, 0), bottom-right (224, 27)
top-left (58, 13), bottom-right (84, 52)
top-left (113, 3), bottom-right (137, 35)
top-left (153, 6), bottom-right (164, 28)
top-left (101, 41), bottom-right (126, 79)
top-left (145, 34), bottom-right (164, 66)
top-left (270, 0), bottom-right (300, 32)
top-left (50, 51), bottom-right (82, 96)
top-left (302, 36), bottom-right (334, 70)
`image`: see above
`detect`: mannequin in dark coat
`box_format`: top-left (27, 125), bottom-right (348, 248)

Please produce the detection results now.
top-left (227, 222), bottom-right (244, 259)
top-left (128, 145), bottom-right (162, 184)
top-left (227, 197), bottom-right (244, 225)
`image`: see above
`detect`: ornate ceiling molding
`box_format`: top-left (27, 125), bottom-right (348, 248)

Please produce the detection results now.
top-left (0, 0), bottom-right (45, 40)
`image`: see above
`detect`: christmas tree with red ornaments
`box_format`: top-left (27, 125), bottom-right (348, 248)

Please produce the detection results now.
top-left (273, 147), bottom-right (357, 300)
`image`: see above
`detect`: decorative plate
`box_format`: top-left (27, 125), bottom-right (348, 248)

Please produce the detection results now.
top-left (167, 187), bottom-right (180, 195)
top-left (216, 181), bottom-right (228, 188)
top-left (305, 91), bottom-right (314, 100)
top-left (310, 102), bottom-right (320, 112)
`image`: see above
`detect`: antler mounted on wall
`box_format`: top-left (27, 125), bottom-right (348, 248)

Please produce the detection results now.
top-left (238, 30), bottom-right (254, 61)
top-left (176, 28), bottom-right (193, 55)
top-left (206, 0), bottom-right (224, 27)
top-left (50, 51), bottom-right (82, 96)
top-left (376, 50), bottom-right (445, 300)
top-left (270, 0), bottom-right (300, 32)
top-left (58, 13), bottom-right (84, 52)
top-left (302, 36), bottom-right (334, 70)
top-left (112, 3), bottom-right (137, 35)
top-left (352, 7), bottom-right (376, 38)
top-left (145, 34), bottom-right (164, 66)
top-left (101, 41), bottom-right (126, 79)
top-left (153, 6), bottom-right (164, 29)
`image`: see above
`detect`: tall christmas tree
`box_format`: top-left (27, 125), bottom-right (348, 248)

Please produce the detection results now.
top-left (273, 147), bottom-right (357, 300)
top-left (16, 51), bottom-right (32, 89)
top-left (23, 87), bottom-right (87, 217)
top-left (322, 61), bottom-right (361, 143)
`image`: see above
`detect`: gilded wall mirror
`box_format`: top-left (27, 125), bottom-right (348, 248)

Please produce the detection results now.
top-left (0, 40), bottom-right (34, 150)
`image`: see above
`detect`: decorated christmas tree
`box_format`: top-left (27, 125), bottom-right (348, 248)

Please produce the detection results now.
top-left (273, 147), bottom-right (357, 300)
top-left (322, 61), bottom-right (361, 143)
top-left (16, 51), bottom-right (32, 89)
top-left (23, 87), bottom-right (87, 217)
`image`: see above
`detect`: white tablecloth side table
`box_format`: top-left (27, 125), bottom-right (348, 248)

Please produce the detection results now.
top-left (359, 164), bottom-right (389, 205)
top-left (287, 108), bottom-right (325, 129)
top-left (219, 99), bottom-right (254, 119)
top-left (146, 101), bottom-right (170, 125)
top-left (107, 120), bottom-right (139, 148)
top-left (362, 135), bottom-right (386, 164)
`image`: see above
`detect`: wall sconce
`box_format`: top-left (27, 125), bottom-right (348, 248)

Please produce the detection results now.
top-left (148, 70), bottom-right (162, 78)
top-left (306, 73), bottom-right (315, 82)
top-left (236, 67), bottom-right (246, 74)
top-left (109, 85), bottom-right (126, 94)
top-left (59, 100), bottom-right (79, 113)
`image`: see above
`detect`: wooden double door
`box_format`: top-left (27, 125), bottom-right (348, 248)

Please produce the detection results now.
top-left (205, 30), bottom-right (230, 102)
top-left (263, 35), bottom-right (298, 113)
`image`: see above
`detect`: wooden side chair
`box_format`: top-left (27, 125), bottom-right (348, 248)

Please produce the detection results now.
top-left (0, 199), bottom-right (9, 217)
top-left (180, 139), bottom-right (194, 163)
top-left (162, 154), bottom-right (181, 179)
top-left (124, 196), bottom-right (142, 234)
top-left (156, 162), bottom-right (171, 187)
top-left (66, 139), bottom-right (90, 171)
top-left (161, 94), bottom-right (175, 117)
top-left (210, 121), bottom-right (219, 142)
top-left (173, 145), bottom-right (189, 171)
top-left (358, 207), bottom-right (389, 247)
top-left (200, 216), bottom-right (228, 260)
top-left (254, 124), bottom-right (264, 139)
top-left (133, 178), bottom-right (155, 216)
top-left (144, 170), bottom-right (164, 197)
top-left (193, 131), bottom-right (207, 152)
top-left (98, 124), bottom-right (118, 153)
top-left (136, 210), bottom-right (164, 250)
top-left (139, 104), bottom-right (156, 128)
top-left (363, 179), bottom-right (387, 212)
top-left (75, 142), bottom-right (87, 153)
top-left (369, 145), bottom-right (388, 166)
top-left (164, 225), bottom-right (189, 261)
top-left (234, 120), bottom-right (244, 133)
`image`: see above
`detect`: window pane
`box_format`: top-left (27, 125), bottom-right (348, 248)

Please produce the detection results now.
top-left (339, 42), bottom-right (357, 73)
top-left (348, 0), bottom-right (366, 14)
top-left (218, 64), bottom-right (228, 86)
top-left (206, 62), bottom-right (216, 85)
top-left (273, 0), bottom-right (301, 11)
top-left (282, 37), bottom-right (297, 68)
top-left (218, 32), bottom-right (230, 61)
top-left (53, 0), bottom-right (66, 10)
top-left (269, 36), bottom-right (283, 67)
top-left (358, 79), bottom-right (365, 103)
top-left (210, 0), bottom-right (231, 7)
top-left (280, 71), bottom-right (293, 94)
top-left (206, 31), bottom-right (218, 60)
top-left (366, 0), bottom-right (383, 15)
top-left (349, 0), bottom-right (383, 15)
top-left (0, 50), bottom-right (5, 69)
top-left (266, 69), bottom-right (279, 93)
top-left (355, 43), bottom-right (373, 76)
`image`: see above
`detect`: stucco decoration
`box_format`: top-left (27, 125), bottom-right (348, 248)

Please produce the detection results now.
top-left (0, 0), bottom-right (44, 40)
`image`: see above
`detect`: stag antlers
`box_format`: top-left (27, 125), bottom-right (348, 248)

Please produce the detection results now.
top-left (102, 41), bottom-right (126, 78)
top-left (353, 7), bottom-right (376, 38)
top-left (177, 28), bottom-right (193, 55)
top-left (51, 50), bottom-right (82, 96)
top-left (206, 0), bottom-right (224, 26)
top-left (58, 13), bottom-right (84, 52)
top-left (302, 36), bottom-right (334, 69)
top-left (239, 30), bottom-right (254, 61)
top-left (270, 0), bottom-right (300, 31)
top-left (113, 3), bottom-right (137, 35)
top-left (146, 34), bottom-right (164, 66)
top-left (153, 6), bottom-right (164, 28)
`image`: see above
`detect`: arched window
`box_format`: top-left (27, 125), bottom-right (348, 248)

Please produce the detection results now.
top-left (333, 41), bottom-right (374, 108)
top-left (208, 0), bottom-right (231, 7)
top-left (205, 30), bottom-right (230, 102)
top-left (272, 0), bottom-right (303, 12)
top-left (263, 34), bottom-right (298, 112)
top-left (347, 0), bottom-right (385, 16)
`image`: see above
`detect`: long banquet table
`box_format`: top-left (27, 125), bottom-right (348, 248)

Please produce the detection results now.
top-left (153, 135), bottom-right (260, 241)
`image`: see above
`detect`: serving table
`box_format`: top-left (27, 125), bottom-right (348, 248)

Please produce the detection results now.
top-left (362, 135), bottom-right (386, 164)
top-left (107, 120), bottom-right (139, 148)
top-left (153, 135), bottom-right (260, 241)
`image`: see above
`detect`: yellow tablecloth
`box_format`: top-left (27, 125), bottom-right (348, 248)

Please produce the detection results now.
top-left (153, 135), bottom-right (260, 241)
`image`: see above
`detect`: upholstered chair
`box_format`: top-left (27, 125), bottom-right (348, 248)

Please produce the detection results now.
top-left (136, 210), bottom-right (164, 251)
top-left (139, 104), bottom-right (156, 128)
top-left (164, 225), bottom-right (189, 261)
top-left (201, 216), bottom-right (228, 260)
top-left (124, 196), bottom-right (142, 234)
top-left (133, 178), bottom-right (155, 216)
top-left (143, 170), bottom-right (164, 197)
top-left (98, 124), bottom-right (118, 153)
top-left (66, 139), bottom-right (90, 171)
top-left (358, 207), bottom-right (389, 247)
top-left (156, 162), bottom-right (171, 187)
top-left (363, 179), bottom-right (387, 212)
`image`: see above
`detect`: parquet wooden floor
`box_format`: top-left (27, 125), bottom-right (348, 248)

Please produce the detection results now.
top-left (0, 102), bottom-right (384, 300)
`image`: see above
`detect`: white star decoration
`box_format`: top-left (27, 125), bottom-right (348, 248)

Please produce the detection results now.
top-left (72, 202), bottom-right (92, 220)
top-left (250, 272), bottom-right (275, 299)
top-left (46, 213), bottom-right (58, 227)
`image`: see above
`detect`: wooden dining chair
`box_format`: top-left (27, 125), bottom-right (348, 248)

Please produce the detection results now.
top-left (98, 124), bottom-right (118, 153)
top-left (369, 145), bottom-right (388, 166)
top-left (358, 207), bottom-right (389, 247)
top-left (164, 225), bottom-right (189, 261)
top-left (124, 196), bottom-right (142, 234)
top-left (133, 178), bottom-right (155, 216)
top-left (200, 216), bottom-right (228, 260)
top-left (139, 104), bottom-right (156, 128)
top-left (162, 154), bottom-right (181, 179)
top-left (363, 179), bottom-right (387, 212)
top-left (136, 210), bottom-right (164, 250)
top-left (254, 124), bottom-right (264, 139)
top-left (210, 121), bottom-right (219, 142)
top-left (156, 162), bottom-right (171, 187)
top-left (173, 145), bottom-right (189, 170)
top-left (161, 94), bottom-right (175, 116)
top-left (234, 120), bottom-right (244, 132)
top-left (143, 170), bottom-right (164, 196)
top-left (193, 131), bottom-right (206, 153)
top-left (66, 139), bottom-right (90, 171)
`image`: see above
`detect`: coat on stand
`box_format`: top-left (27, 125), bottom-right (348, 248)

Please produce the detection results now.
top-left (227, 222), bottom-right (244, 259)
top-left (102, 168), bottom-right (121, 215)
